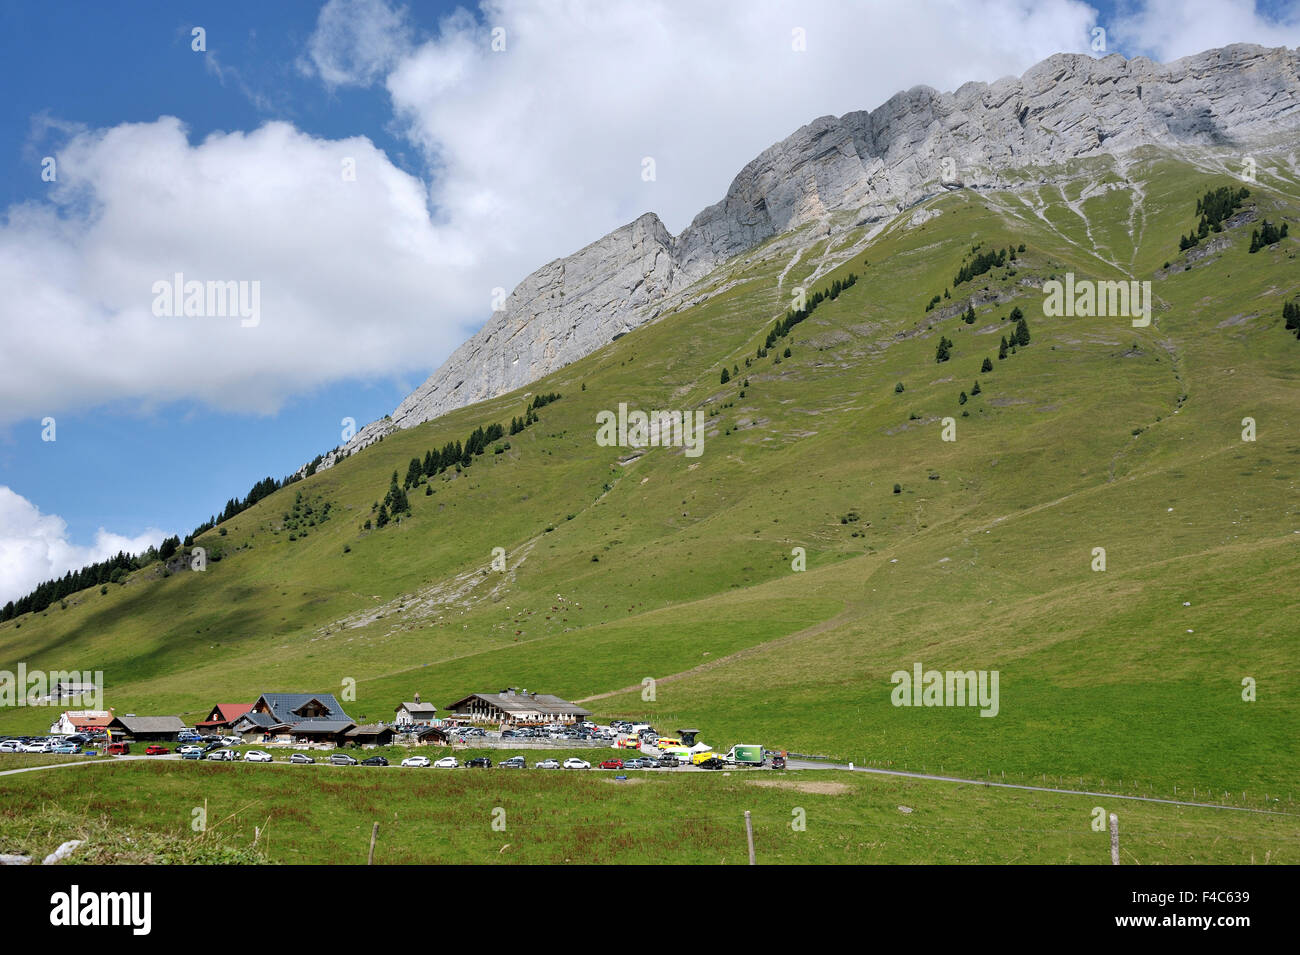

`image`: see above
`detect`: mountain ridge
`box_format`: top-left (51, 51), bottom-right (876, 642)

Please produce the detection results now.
top-left (307, 42), bottom-right (1300, 473)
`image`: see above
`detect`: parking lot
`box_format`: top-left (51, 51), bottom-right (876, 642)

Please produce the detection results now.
top-left (1, 720), bottom-right (785, 773)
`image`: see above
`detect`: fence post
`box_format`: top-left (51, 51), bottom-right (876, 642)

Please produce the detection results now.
top-left (744, 811), bottom-right (756, 866)
top-left (368, 821), bottom-right (379, 865)
top-left (1109, 813), bottom-right (1119, 865)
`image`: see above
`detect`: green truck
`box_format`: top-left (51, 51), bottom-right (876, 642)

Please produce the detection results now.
top-left (724, 744), bottom-right (764, 767)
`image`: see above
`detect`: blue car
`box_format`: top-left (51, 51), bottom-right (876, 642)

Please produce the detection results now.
top-left (181, 749), bottom-right (203, 760)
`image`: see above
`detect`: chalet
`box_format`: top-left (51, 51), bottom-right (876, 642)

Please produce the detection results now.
top-left (231, 692), bottom-right (355, 745)
top-left (49, 710), bottom-right (113, 736)
top-left (444, 688), bottom-right (591, 726)
top-left (195, 703), bottom-right (254, 735)
top-left (345, 724), bottom-right (395, 747)
top-left (414, 726), bottom-right (451, 746)
top-left (394, 694), bottom-right (438, 726)
top-left (106, 715), bottom-right (188, 741)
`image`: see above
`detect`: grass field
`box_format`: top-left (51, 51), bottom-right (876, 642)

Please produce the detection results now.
top-left (1, 146), bottom-right (1297, 862)
top-left (1, 760), bottom-right (1294, 865)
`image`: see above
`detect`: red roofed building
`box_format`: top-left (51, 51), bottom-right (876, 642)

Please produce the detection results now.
top-left (195, 702), bottom-right (254, 734)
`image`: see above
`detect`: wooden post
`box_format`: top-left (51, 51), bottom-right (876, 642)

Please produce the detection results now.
top-left (367, 821), bottom-right (379, 865)
top-left (744, 811), bottom-right (755, 866)
top-left (1109, 813), bottom-right (1119, 865)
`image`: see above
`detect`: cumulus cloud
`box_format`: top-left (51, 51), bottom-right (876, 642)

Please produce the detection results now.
top-left (0, 117), bottom-right (471, 423)
top-left (0, 486), bottom-right (164, 604)
top-left (1110, 0), bottom-right (1300, 62)
top-left (6, 0), bottom-right (1297, 430)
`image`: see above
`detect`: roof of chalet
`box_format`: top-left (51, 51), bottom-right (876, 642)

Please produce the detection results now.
top-left (292, 720), bottom-right (355, 734)
top-left (196, 703), bottom-right (254, 727)
top-left (398, 701), bottom-right (438, 713)
top-left (445, 690), bottom-right (591, 718)
top-left (253, 692), bottom-right (353, 725)
top-left (109, 716), bottom-right (188, 734)
top-left (346, 724), bottom-right (393, 737)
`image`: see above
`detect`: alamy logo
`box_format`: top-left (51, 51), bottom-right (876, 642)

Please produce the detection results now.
top-left (50, 885), bottom-right (152, 935)
top-left (151, 272), bottom-right (260, 327)
top-left (1042, 272), bottom-right (1150, 327)
top-left (890, 662), bottom-right (999, 717)
top-left (595, 403), bottom-right (704, 458)
top-left (0, 666), bottom-right (102, 708)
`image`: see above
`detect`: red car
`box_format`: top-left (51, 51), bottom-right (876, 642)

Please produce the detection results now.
top-left (144, 745), bottom-right (170, 756)
top-left (599, 758), bottom-right (624, 770)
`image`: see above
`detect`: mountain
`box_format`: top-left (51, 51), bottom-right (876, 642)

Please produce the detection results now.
top-left (3, 45), bottom-right (1299, 862)
top-left (309, 43), bottom-right (1300, 471)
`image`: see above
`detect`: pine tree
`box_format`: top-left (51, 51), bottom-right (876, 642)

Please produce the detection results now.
top-left (720, 367), bottom-right (731, 384)
top-left (1015, 317), bottom-right (1031, 347)
top-left (971, 380), bottom-right (981, 396)
top-left (998, 336), bottom-right (1008, 360)
top-left (981, 357), bottom-right (993, 373)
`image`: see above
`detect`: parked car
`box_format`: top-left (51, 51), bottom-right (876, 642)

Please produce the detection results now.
top-left (361, 755), bottom-right (389, 767)
top-left (466, 757), bottom-right (492, 769)
top-left (23, 741), bottom-right (53, 753)
top-left (290, 753), bottom-right (315, 764)
top-left (106, 742), bottom-right (130, 756)
top-left (244, 750), bottom-right (273, 763)
top-left (400, 755), bottom-right (430, 768)
top-left (771, 754), bottom-right (786, 769)
top-left (220, 736), bottom-right (243, 747)
top-left (329, 753), bottom-right (359, 766)
top-left (433, 756), bottom-right (459, 769)
top-left (0, 740), bottom-right (21, 753)
top-left (563, 758), bottom-right (590, 770)
top-left (202, 741), bottom-right (224, 753)
top-left (600, 758), bottom-right (624, 770)
top-left (52, 743), bottom-right (81, 754)
top-left (181, 749), bottom-right (203, 760)
top-left (177, 744), bottom-right (203, 755)
top-left (144, 745), bottom-right (170, 756)
top-left (657, 755), bottom-right (680, 767)
top-left (696, 756), bottom-right (727, 770)
top-left (204, 748), bottom-right (236, 761)
top-left (498, 756), bottom-right (526, 769)
top-left (534, 758), bottom-right (560, 769)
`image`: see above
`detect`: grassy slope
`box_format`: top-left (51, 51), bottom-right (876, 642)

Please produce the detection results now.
top-left (2, 149), bottom-right (1297, 847)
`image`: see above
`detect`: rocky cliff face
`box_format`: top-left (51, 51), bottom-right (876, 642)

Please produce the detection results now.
top-left (311, 43), bottom-right (1300, 469)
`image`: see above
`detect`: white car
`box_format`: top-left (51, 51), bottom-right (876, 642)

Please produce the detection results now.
top-left (243, 750), bottom-right (273, 763)
top-left (534, 759), bottom-right (560, 769)
top-left (177, 744), bottom-right (203, 756)
top-left (433, 756), bottom-right (459, 769)
top-left (23, 741), bottom-right (53, 753)
top-left (562, 758), bottom-right (590, 770)
top-left (0, 740), bottom-right (22, 753)
top-left (221, 736), bottom-right (243, 747)
top-left (401, 756), bottom-right (431, 768)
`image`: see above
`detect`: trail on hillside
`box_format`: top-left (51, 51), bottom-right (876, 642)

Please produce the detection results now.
top-left (573, 602), bottom-right (864, 704)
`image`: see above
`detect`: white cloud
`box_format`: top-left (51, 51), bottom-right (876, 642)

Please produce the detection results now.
top-left (6, 0), bottom-right (1296, 427)
top-left (301, 0), bottom-right (413, 87)
top-left (0, 486), bottom-right (163, 605)
top-left (1110, 0), bottom-right (1300, 62)
top-left (0, 117), bottom-right (472, 422)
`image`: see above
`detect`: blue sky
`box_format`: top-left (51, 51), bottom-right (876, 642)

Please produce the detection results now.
top-left (1, 0), bottom-right (1297, 604)
top-left (0, 1), bottom-right (456, 545)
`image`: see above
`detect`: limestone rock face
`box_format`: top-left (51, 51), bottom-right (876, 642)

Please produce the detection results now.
top-left (390, 212), bottom-right (677, 431)
top-left (311, 44), bottom-right (1300, 470)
